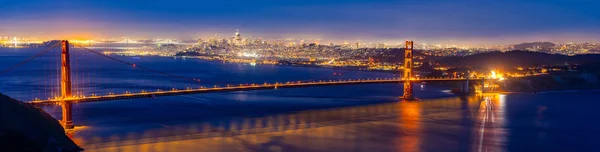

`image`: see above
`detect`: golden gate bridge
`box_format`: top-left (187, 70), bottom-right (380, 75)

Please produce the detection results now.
top-left (0, 40), bottom-right (492, 129)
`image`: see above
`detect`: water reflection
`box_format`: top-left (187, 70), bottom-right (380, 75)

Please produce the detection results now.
top-left (396, 101), bottom-right (421, 151)
top-left (71, 94), bottom-right (513, 152)
top-left (472, 94), bottom-right (507, 152)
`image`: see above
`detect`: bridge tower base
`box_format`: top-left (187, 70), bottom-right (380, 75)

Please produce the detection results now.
top-left (60, 40), bottom-right (74, 129)
top-left (61, 102), bottom-right (73, 129)
top-left (400, 41), bottom-right (417, 100)
top-left (400, 81), bottom-right (416, 100)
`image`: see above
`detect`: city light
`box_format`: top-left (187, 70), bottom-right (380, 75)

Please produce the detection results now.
top-left (3, 1), bottom-right (599, 151)
top-left (490, 70), bottom-right (505, 80)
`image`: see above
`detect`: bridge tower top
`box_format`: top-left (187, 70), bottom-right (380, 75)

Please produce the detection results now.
top-left (60, 40), bottom-right (72, 98)
top-left (403, 40), bottom-right (413, 79)
top-left (60, 40), bottom-right (74, 129)
top-left (402, 40), bottom-right (416, 100)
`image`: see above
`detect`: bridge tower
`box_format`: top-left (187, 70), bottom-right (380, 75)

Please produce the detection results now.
top-left (401, 41), bottom-right (416, 100)
top-left (60, 40), bottom-right (74, 129)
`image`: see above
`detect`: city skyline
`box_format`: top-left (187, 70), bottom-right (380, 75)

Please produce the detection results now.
top-left (2, 0), bottom-right (599, 45)
top-left (3, 1), bottom-right (600, 151)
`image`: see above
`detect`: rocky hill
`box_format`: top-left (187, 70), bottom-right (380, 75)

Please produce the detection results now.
top-left (0, 93), bottom-right (81, 152)
top-left (437, 50), bottom-right (600, 69)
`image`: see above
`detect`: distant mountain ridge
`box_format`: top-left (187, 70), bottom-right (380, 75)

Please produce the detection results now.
top-left (437, 50), bottom-right (600, 69)
top-left (513, 42), bottom-right (555, 51)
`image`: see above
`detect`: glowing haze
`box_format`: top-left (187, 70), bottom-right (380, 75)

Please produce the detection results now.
top-left (1, 0), bottom-right (599, 45)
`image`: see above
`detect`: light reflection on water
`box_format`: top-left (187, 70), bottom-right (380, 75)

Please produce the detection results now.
top-left (3, 48), bottom-right (600, 151)
top-left (396, 101), bottom-right (421, 152)
top-left (68, 94), bottom-right (511, 152)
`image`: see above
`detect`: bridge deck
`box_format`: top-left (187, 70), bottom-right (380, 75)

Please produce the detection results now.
top-left (28, 78), bottom-right (483, 105)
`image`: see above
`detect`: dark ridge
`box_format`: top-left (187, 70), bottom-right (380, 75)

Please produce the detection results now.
top-left (436, 50), bottom-right (600, 69)
top-left (0, 93), bottom-right (82, 152)
top-left (513, 42), bottom-right (555, 51)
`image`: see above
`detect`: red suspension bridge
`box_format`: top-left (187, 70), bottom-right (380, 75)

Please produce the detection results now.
top-left (1, 40), bottom-right (492, 129)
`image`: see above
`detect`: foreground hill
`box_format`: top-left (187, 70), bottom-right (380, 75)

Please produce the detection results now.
top-left (437, 51), bottom-right (600, 69)
top-left (0, 93), bottom-right (81, 151)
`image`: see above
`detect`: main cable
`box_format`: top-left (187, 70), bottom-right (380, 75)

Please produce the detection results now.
top-left (72, 44), bottom-right (201, 84)
top-left (0, 42), bottom-right (61, 76)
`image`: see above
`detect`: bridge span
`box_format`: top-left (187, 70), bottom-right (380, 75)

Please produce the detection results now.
top-left (3, 40), bottom-right (495, 129)
top-left (29, 77), bottom-right (484, 105)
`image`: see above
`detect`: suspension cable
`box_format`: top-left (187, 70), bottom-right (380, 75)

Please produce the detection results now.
top-left (0, 42), bottom-right (61, 76)
top-left (72, 44), bottom-right (201, 83)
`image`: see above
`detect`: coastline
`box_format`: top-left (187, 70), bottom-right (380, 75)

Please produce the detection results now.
top-left (159, 56), bottom-right (600, 96)
top-left (176, 56), bottom-right (402, 75)
top-left (501, 89), bottom-right (600, 94)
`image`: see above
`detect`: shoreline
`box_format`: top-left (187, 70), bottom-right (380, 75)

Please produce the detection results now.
top-left (175, 56), bottom-right (402, 75)
top-left (500, 89), bottom-right (600, 94)
top-left (156, 56), bottom-right (600, 96)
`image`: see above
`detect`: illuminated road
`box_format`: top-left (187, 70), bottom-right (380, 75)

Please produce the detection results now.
top-left (29, 77), bottom-right (485, 105)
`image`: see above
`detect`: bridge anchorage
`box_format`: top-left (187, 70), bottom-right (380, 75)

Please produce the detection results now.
top-left (19, 40), bottom-right (489, 130)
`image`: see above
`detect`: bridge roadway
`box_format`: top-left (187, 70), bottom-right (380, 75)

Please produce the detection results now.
top-left (28, 78), bottom-right (483, 105)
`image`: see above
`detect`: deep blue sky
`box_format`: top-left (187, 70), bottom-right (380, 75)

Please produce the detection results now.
top-left (1, 0), bottom-right (599, 44)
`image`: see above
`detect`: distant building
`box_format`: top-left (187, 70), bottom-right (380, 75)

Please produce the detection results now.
top-left (230, 29), bottom-right (244, 46)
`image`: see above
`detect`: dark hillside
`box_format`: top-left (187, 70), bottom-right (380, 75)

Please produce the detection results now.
top-left (0, 93), bottom-right (81, 151)
top-left (437, 51), bottom-right (600, 69)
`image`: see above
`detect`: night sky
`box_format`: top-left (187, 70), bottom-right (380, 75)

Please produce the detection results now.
top-left (1, 0), bottom-right (599, 44)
